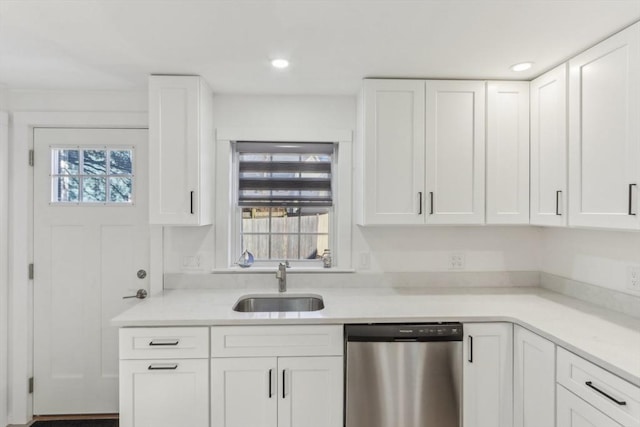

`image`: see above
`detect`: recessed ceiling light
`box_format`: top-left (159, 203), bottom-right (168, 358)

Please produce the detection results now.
top-left (510, 62), bottom-right (533, 72)
top-left (271, 59), bottom-right (289, 69)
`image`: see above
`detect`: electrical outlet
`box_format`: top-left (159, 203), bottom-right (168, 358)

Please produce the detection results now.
top-left (628, 265), bottom-right (640, 292)
top-left (359, 252), bottom-right (371, 270)
top-left (449, 253), bottom-right (465, 270)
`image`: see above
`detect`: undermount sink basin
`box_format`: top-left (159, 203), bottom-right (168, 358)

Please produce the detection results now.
top-left (232, 294), bottom-right (325, 313)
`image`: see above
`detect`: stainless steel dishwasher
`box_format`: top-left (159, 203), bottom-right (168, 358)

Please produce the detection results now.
top-left (345, 323), bottom-right (463, 427)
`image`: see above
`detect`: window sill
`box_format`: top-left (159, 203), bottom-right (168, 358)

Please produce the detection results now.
top-left (211, 267), bottom-right (355, 274)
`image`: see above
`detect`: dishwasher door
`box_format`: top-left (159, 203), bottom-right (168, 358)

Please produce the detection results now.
top-left (346, 340), bottom-right (462, 427)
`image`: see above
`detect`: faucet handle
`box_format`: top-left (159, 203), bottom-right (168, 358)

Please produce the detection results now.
top-left (280, 261), bottom-right (290, 268)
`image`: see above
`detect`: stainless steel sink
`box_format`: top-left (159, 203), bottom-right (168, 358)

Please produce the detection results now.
top-left (232, 294), bottom-right (325, 313)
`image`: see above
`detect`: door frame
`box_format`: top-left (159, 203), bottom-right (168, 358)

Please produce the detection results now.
top-left (9, 112), bottom-right (162, 425)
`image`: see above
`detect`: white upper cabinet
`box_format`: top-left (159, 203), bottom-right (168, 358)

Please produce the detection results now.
top-left (486, 82), bottom-right (530, 224)
top-left (531, 64), bottom-right (568, 227)
top-left (425, 81), bottom-right (486, 224)
top-left (358, 79), bottom-right (425, 225)
top-left (568, 23), bottom-right (640, 229)
top-left (149, 75), bottom-right (214, 225)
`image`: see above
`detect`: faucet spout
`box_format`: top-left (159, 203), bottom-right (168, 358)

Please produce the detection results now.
top-left (276, 261), bottom-right (289, 292)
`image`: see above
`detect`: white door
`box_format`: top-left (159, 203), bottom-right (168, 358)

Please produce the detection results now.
top-left (34, 128), bottom-right (149, 414)
top-left (486, 81), bottom-right (530, 224)
top-left (278, 356), bottom-right (343, 427)
top-left (211, 357), bottom-right (278, 427)
top-left (119, 359), bottom-right (209, 427)
top-left (557, 386), bottom-right (622, 427)
top-left (360, 79), bottom-right (426, 225)
top-left (530, 63), bottom-right (568, 226)
top-left (568, 23), bottom-right (640, 229)
top-left (425, 80), bottom-right (486, 224)
top-left (463, 323), bottom-right (513, 427)
top-left (513, 326), bottom-right (556, 427)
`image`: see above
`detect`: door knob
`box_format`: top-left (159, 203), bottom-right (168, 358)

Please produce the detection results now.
top-left (123, 289), bottom-right (148, 299)
top-left (137, 269), bottom-right (147, 279)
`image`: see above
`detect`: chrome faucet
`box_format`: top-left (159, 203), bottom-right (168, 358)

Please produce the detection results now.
top-left (276, 261), bottom-right (290, 292)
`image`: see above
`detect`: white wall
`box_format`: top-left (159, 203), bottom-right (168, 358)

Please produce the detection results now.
top-left (164, 94), bottom-right (542, 275)
top-left (0, 111), bottom-right (9, 427)
top-left (540, 228), bottom-right (640, 295)
top-left (7, 89), bottom-right (147, 112)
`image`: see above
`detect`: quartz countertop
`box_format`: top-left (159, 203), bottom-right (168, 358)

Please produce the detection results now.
top-left (112, 286), bottom-right (640, 387)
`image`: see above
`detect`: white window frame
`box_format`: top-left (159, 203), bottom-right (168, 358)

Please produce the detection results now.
top-left (214, 128), bottom-right (353, 271)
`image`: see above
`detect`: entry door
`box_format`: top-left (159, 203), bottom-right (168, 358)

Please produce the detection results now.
top-left (33, 128), bottom-right (149, 414)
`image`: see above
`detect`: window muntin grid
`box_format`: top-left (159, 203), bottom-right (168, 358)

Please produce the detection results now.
top-left (50, 147), bottom-right (134, 204)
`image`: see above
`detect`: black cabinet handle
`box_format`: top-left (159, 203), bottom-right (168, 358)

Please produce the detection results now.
top-left (468, 335), bottom-right (473, 363)
top-left (429, 192), bottom-right (434, 215)
top-left (149, 340), bottom-right (179, 346)
top-left (418, 192), bottom-right (423, 215)
top-left (629, 184), bottom-right (637, 216)
top-left (556, 190), bottom-right (562, 216)
top-left (585, 381), bottom-right (627, 406)
top-left (148, 364), bottom-right (178, 370)
top-left (282, 369), bottom-right (287, 399)
top-left (268, 369), bottom-right (273, 398)
top-left (190, 191), bottom-right (194, 215)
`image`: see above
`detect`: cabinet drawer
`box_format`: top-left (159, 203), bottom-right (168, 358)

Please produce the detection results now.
top-left (557, 347), bottom-right (640, 426)
top-left (211, 325), bottom-right (343, 357)
top-left (120, 327), bottom-right (209, 359)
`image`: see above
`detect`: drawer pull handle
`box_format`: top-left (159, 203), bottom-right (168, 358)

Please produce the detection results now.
top-left (148, 364), bottom-right (178, 370)
top-left (585, 381), bottom-right (627, 406)
top-left (149, 340), bottom-right (179, 346)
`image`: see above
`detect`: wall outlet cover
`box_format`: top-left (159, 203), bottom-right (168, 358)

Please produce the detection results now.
top-left (449, 253), bottom-right (465, 270)
top-left (627, 265), bottom-right (640, 292)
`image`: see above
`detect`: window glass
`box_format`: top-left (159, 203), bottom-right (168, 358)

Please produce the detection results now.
top-left (50, 147), bottom-right (134, 204)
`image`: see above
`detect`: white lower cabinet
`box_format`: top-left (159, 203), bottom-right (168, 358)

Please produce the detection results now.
top-left (557, 385), bottom-right (622, 427)
top-left (119, 359), bottom-right (209, 427)
top-left (514, 325), bottom-right (556, 427)
top-left (463, 323), bottom-right (513, 427)
top-left (118, 327), bottom-right (210, 427)
top-left (210, 325), bottom-right (344, 427)
top-left (211, 356), bottom-right (342, 427)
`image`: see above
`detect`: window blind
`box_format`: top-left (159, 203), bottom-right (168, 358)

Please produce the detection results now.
top-left (236, 141), bottom-right (334, 208)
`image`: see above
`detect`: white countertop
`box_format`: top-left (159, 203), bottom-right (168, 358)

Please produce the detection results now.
top-left (112, 286), bottom-right (640, 387)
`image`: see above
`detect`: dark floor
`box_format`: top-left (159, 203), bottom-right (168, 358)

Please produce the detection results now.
top-left (31, 421), bottom-right (118, 427)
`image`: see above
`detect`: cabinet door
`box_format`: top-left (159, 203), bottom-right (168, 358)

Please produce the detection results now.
top-left (426, 81), bottom-right (486, 224)
top-left (119, 359), bottom-right (208, 427)
top-left (514, 326), bottom-right (556, 427)
top-left (211, 357), bottom-right (277, 427)
top-left (278, 356), bottom-right (343, 427)
top-left (360, 79), bottom-right (426, 225)
top-left (568, 23), bottom-right (640, 229)
top-left (149, 75), bottom-right (214, 225)
top-left (487, 81), bottom-right (530, 224)
top-left (557, 385), bottom-right (622, 427)
top-left (463, 323), bottom-right (513, 427)
top-left (531, 64), bottom-right (568, 226)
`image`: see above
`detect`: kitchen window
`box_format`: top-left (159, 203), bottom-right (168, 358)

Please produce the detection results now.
top-left (233, 141), bottom-right (335, 267)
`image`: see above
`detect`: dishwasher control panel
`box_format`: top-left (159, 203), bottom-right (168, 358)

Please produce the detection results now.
top-left (345, 322), bottom-right (463, 342)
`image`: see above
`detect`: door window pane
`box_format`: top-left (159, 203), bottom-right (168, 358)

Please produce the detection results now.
top-left (109, 177), bottom-right (132, 202)
top-left (83, 150), bottom-right (107, 174)
top-left (52, 177), bottom-right (80, 202)
top-left (82, 177), bottom-right (106, 202)
top-left (110, 150), bottom-right (133, 174)
top-left (52, 149), bottom-right (79, 175)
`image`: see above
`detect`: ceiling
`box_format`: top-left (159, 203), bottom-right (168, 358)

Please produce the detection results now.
top-left (1, 0), bottom-right (639, 95)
